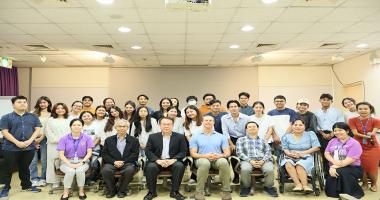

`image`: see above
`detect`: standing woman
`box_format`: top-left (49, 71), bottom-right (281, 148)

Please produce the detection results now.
top-left (57, 119), bottom-right (93, 200)
top-left (342, 97), bottom-right (359, 123)
top-left (93, 105), bottom-right (107, 147)
top-left (69, 101), bottom-right (83, 120)
top-left (168, 106), bottom-right (184, 134)
top-left (130, 107), bottom-right (160, 156)
top-left (170, 97), bottom-right (182, 117)
top-left (123, 101), bottom-right (136, 124)
top-left (349, 102), bottom-right (380, 192)
top-left (151, 97), bottom-right (172, 121)
top-left (29, 96), bottom-right (52, 187)
top-left (184, 105), bottom-right (203, 141)
top-left (325, 122), bottom-right (364, 199)
top-left (45, 103), bottom-right (71, 188)
top-left (103, 98), bottom-right (115, 112)
top-left (249, 101), bottom-right (273, 143)
top-left (102, 106), bottom-right (123, 144)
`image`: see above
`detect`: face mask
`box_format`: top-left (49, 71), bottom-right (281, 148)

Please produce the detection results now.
top-left (188, 100), bottom-right (197, 106)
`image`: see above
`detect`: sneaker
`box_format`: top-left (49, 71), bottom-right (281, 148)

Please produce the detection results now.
top-left (239, 187), bottom-right (251, 197)
top-left (22, 186), bottom-right (41, 193)
top-left (38, 179), bottom-right (46, 187)
top-left (221, 191), bottom-right (232, 200)
top-left (339, 194), bottom-right (360, 200)
top-left (143, 192), bottom-right (157, 200)
top-left (264, 187), bottom-right (278, 197)
top-left (0, 188), bottom-right (10, 198)
top-left (31, 180), bottom-right (39, 187)
top-left (52, 183), bottom-right (60, 188)
top-left (188, 179), bottom-right (196, 184)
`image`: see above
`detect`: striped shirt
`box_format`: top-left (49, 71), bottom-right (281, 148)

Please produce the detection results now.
top-left (236, 135), bottom-right (272, 162)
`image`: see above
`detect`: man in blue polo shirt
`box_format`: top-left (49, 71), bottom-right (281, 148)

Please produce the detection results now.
top-left (0, 96), bottom-right (42, 198)
top-left (190, 115), bottom-right (231, 200)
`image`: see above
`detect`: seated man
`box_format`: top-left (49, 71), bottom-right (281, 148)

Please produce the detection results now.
top-left (144, 117), bottom-right (188, 200)
top-left (101, 119), bottom-right (139, 198)
top-left (190, 115), bottom-right (232, 200)
top-left (236, 121), bottom-right (278, 197)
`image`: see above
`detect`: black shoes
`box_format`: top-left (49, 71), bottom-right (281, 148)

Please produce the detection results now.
top-left (143, 192), bottom-right (158, 200)
top-left (60, 195), bottom-right (69, 200)
top-left (79, 193), bottom-right (87, 200)
top-left (239, 187), bottom-right (251, 197)
top-left (106, 191), bottom-right (116, 198)
top-left (117, 192), bottom-right (127, 198)
top-left (170, 191), bottom-right (186, 200)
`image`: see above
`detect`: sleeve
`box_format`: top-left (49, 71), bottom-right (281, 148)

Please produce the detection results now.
top-left (145, 135), bottom-right (160, 162)
top-left (151, 118), bottom-right (161, 133)
top-left (290, 109), bottom-right (298, 122)
top-left (281, 134), bottom-right (289, 150)
top-left (221, 116), bottom-right (230, 137)
top-left (56, 136), bottom-right (66, 151)
top-left (372, 118), bottom-right (380, 129)
top-left (125, 137), bottom-right (139, 163)
top-left (309, 131), bottom-right (321, 148)
top-left (346, 140), bottom-right (362, 160)
top-left (45, 118), bottom-right (60, 143)
top-left (189, 135), bottom-right (198, 150)
top-left (263, 142), bottom-right (272, 162)
top-left (86, 136), bottom-right (94, 149)
top-left (0, 115), bottom-right (9, 131)
top-left (325, 139), bottom-right (334, 153)
top-left (236, 138), bottom-right (250, 161)
top-left (310, 113), bottom-right (319, 134)
top-left (348, 118), bottom-right (357, 130)
top-left (102, 138), bottom-right (115, 165)
top-left (33, 115), bottom-right (42, 129)
top-left (221, 135), bottom-right (229, 149)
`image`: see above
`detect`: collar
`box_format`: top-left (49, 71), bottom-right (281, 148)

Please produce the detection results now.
top-left (69, 132), bottom-right (83, 140)
top-left (13, 111), bottom-right (28, 116)
top-left (117, 134), bottom-right (127, 140)
top-left (247, 134), bottom-right (260, 140)
top-left (201, 130), bottom-right (216, 135)
top-left (227, 113), bottom-right (242, 119)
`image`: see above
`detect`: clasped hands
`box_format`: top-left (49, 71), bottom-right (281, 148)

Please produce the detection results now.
top-left (204, 153), bottom-right (224, 161)
top-left (15, 139), bottom-right (33, 149)
top-left (288, 151), bottom-right (306, 159)
top-left (114, 161), bottom-right (125, 168)
top-left (156, 159), bottom-right (176, 168)
top-left (249, 160), bottom-right (264, 168)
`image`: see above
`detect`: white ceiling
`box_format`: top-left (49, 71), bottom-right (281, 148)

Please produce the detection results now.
top-left (0, 0), bottom-right (379, 67)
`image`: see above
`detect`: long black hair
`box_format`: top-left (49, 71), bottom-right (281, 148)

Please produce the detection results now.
top-left (123, 100), bottom-right (136, 123)
top-left (133, 106), bottom-right (152, 138)
top-left (33, 96), bottom-right (52, 116)
top-left (104, 106), bottom-right (123, 132)
top-left (332, 122), bottom-right (354, 137)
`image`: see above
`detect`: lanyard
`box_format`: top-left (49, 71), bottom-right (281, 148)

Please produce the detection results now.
top-left (358, 117), bottom-right (371, 134)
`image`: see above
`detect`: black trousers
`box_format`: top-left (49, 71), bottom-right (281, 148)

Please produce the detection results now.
top-left (145, 161), bottom-right (185, 193)
top-left (325, 166), bottom-right (364, 199)
top-left (101, 163), bottom-right (136, 193)
top-left (2, 150), bottom-right (34, 189)
top-left (230, 137), bottom-right (239, 179)
top-left (317, 130), bottom-right (333, 175)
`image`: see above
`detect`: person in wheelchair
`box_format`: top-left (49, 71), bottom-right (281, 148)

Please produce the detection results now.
top-left (236, 121), bottom-right (278, 197)
top-left (57, 118), bottom-right (94, 200)
top-left (280, 118), bottom-right (320, 192)
top-left (144, 117), bottom-right (188, 200)
top-left (189, 115), bottom-right (231, 200)
top-left (101, 119), bottom-right (140, 198)
top-left (324, 122), bottom-right (364, 199)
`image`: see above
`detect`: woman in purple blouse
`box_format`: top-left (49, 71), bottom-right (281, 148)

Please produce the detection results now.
top-left (57, 119), bottom-right (94, 200)
top-left (324, 122), bottom-right (364, 199)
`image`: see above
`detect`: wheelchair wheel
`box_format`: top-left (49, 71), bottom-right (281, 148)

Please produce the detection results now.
top-left (315, 152), bottom-right (325, 190)
top-left (279, 183), bottom-right (284, 194)
top-left (314, 188), bottom-right (320, 196)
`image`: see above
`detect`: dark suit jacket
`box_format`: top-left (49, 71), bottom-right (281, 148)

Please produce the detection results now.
top-left (102, 134), bottom-right (139, 166)
top-left (145, 132), bottom-right (188, 162)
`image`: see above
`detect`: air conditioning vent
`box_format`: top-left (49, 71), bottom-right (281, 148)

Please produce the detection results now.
top-left (257, 43), bottom-right (277, 48)
top-left (24, 44), bottom-right (51, 50)
top-left (92, 44), bottom-right (114, 49)
top-left (320, 43), bottom-right (343, 49)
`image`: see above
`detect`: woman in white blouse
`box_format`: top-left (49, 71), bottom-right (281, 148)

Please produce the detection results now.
top-left (183, 105), bottom-right (203, 141)
top-left (101, 106), bottom-right (123, 145)
top-left (168, 106), bottom-right (184, 134)
top-left (93, 105), bottom-right (108, 146)
top-left (249, 101), bottom-right (274, 143)
top-left (68, 100), bottom-right (83, 120)
top-left (45, 103), bottom-right (71, 188)
top-left (130, 107), bottom-right (160, 157)
top-left (342, 97), bottom-right (359, 123)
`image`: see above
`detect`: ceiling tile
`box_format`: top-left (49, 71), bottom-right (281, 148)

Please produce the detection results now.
top-left (343, 22), bottom-right (380, 33)
top-left (133, 0), bottom-right (163, 9)
top-left (72, 34), bottom-right (114, 44)
top-left (277, 7), bottom-right (333, 22)
top-left (101, 23), bottom-right (146, 34)
top-left (26, 0), bottom-right (83, 8)
top-left (221, 34), bottom-right (260, 43)
top-left (150, 34), bottom-right (185, 43)
top-left (88, 9), bottom-right (140, 23)
top-left (240, 0), bottom-right (293, 8)
top-left (14, 24), bottom-right (65, 34)
top-left (291, 33), bottom-right (333, 42)
top-left (79, 0), bottom-right (135, 8)
top-left (225, 22), bottom-right (270, 34)
top-left (187, 23), bottom-right (228, 34)
top-left (139, 9), bottom-right (186, 22)
top-left (186, 34), bottom-right (222, 43)
top-left (187, 9), bottom-right (235, 22)
top-left (111, 34), bottom-right (150, 44)
top-left (325, 32), bottom-right (368, 43)
top-left (186, 43), bottom-right (218, 50)
top-left (303, 22), bottom-right (354, 33)
top-left (320, 8), bottom-right (379, 22)
top-left (38, 8), bottom-right (95, 23)
top-left (257, 34), bottom-right (296, 43)
top-left (2, 34), bottom-right (42, 44)
top-left (265, 22), bottom-right (313, 34)
top-left (33, 34), bottom-right (78, 43)
top-left (145, 23), bottom-right (186, 34)
top-left (341, 0), bottom-right (380, 7)
top-left (58, 23), bottom-right (106, 34)
top-left (0, 24), bottom-right (25, 35)
top-left (0, 0), bottom-right (30, 8)
top-left (0, 9), bottom-right (49, 23)
top-left (232, 8), bottom-right (285, 22)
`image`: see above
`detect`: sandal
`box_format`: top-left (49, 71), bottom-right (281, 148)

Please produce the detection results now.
top-left (292, 186), bottom-right (303, 192)
top-left (370, 186), bottom-right (377, 192)
top-left (361, 184), bottom-right (368, 190)
top-left (303, 186), bottom-right (313, 193)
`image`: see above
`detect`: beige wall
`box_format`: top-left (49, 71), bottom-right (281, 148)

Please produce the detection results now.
top-left (333, 49), bottom-right (380, 113)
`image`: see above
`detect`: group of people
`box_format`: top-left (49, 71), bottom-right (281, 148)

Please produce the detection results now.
top-left (0, 92), bottom-right (379, 200)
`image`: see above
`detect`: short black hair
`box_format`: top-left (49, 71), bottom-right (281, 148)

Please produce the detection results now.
top-left (69, 118), bottom-right (84, 127)
top-left (320, 93), bottom-right (333, 100)
top-left (186, 95), bottom-right (198, 102)
top-left (209, 99), bottom-right (221, 105)
top-left (227, 100), bottom-right (240, 108)
top-left (11, 95), bottom-right (28, 104)
top-left (239, 92), bottom-right (250, 99)
top-left (273, 95), bottom-right (286, 101)
top-left (137, 94), bottom-right (149, 100)
top-left (159, 116), bottom-right (174, 124)
top-left (102, 97), bottom-right (115, 106)
top-left (245, 121), bottom-right (259, 129)
top-left (82, 96), bottom-right (93, 102)
top-left (356, 101), bottom-right (376, 114)
top-left (202, 93), bottom-right (216, 100)
top-left (341, 97), bottom-right (356, 107)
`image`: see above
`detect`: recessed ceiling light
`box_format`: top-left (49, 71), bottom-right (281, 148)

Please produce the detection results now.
top-left (118, 26), bottom-right (131, 33)
top-left (229, 44), bottom-right (240, 49)
top-left (261, 0), bottom-right (278, 4)
top-left (96, 0), bottom-right (114, 5)
top-left (356, 43), bottom-right (368, 48)
top-left (131, 45), bottom-right (142, 50)
top-left (241, 25), bottom-right (254, 32)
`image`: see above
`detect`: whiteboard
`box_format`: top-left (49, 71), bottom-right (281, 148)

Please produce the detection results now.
top-left (0, 96), bottom-right (14, 138)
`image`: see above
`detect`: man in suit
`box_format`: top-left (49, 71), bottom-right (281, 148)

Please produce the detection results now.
top-left (144, 117), bottom-right (188, 200)
top-left (101, 119), bottom-right (139, 198)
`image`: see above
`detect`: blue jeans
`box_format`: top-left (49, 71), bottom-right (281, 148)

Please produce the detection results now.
top-left (29, 142), bottom-right (47, 181)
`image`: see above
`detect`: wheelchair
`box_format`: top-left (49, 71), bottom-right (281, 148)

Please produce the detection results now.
top-left (277, 151), bottom-right (325, 196)
top-left (184, 156), bottom-right (236, 196)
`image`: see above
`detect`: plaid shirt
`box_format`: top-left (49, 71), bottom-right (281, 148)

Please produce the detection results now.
top-left (236, 135), bottom-right (272, 162)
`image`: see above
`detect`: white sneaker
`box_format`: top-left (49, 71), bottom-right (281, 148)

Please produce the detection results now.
top-left (339, 194), bottom-right (360, 200)
top-left (52, 183), bottom-right (60, 189)
top-left (31, 180), bottom-right (39, 187)
top-left (38, 180), bottom-right (46, 187)
top-left (188, 179), bottom-right (196, 184)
